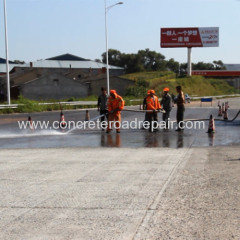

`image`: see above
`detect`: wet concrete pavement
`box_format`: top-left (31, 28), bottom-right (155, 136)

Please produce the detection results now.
top-left (0, 105), bottom-right (239, 149)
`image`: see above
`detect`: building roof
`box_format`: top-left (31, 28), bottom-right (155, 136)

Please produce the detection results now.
top-left (0, 58), bottom-right (15, 64)
top-left (46, 53), bottom-right (88, 61)
top-left (224, 64), bottom-right (240, 71)
top-left (21, 59), bottom-right (123, 70)
top-left (0, 58), bottom-right (23, 74)
top-left (0, 64), bottom-right (24, 74)
top-left (1, 54), bottom-right (124, 74)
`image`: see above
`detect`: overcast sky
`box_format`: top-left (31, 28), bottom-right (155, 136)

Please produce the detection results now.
top-left (0, 0), bottom-right (239, 64)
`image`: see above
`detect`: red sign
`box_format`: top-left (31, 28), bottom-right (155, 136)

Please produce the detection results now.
top-left (161, 27), bottom-right (219, 48)
top-left (192, 70), bottom-right (240, 77)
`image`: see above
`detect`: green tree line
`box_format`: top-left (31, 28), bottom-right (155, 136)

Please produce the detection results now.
top-left (101, 48), bottom-right (226, 74)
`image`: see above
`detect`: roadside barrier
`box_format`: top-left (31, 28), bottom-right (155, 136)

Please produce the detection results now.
top-left (200, 98), bottom-right (213, 107)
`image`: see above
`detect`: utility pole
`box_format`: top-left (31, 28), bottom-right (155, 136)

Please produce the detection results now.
top-left (3, 0), bottom-right (11, 105)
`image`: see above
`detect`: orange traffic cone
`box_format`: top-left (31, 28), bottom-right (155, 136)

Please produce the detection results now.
top-left (223, 107), bottom-right (228, 120)
top-left (59, 111), bottom-right (67, 128)
top-left (218, 105), bottom-right (222, 116)
top-left (225, 102), bottom-right (229, 111)
top-left (28, 116), bottom-right (34, 130)
top-left (207, 114), bottom-right (215, 133)
top-left (85, 110), bottom-right (90, 121)
top-left (222, 103), bottom-right (225, 114)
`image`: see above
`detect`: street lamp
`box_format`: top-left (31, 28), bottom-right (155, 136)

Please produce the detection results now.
top-left (105, 0), bottom-right (123, 95)
top-left (3, 0), bottom-right (11, 105)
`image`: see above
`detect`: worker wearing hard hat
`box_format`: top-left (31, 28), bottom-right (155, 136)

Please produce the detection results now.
top-left (106, 89), bottom-right (125, 133)
top-left (160, 88), bottom-right (172, 129)
top-left (175, 85), bottom-right (185, 131)
top-left (141, 90), bottom-right (151, 129)
top-left (146, 89), bottom-right (161, 132)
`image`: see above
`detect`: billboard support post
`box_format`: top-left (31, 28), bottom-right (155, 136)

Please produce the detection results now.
top-left (187, 47), bottom-right (192, 76)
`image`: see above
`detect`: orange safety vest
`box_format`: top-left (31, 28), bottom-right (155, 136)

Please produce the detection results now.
top-left (146, 95), bottom-right (161, 111)
top-left (108, 94), bottom-right (125, 113)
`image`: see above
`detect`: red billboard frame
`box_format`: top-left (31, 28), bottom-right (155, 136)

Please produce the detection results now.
top-left (161, 27), bottom-right (219, 48)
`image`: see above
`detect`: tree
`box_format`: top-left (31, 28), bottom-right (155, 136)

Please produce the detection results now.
top-left (213, 60), bottom-right (226, 70)
top-left (137, 48), bottom-right (166, 71)
top-left (120, 53), bottom-right (144, 73)
top-left (13, 60), bottom-right (25, 64)
top-left (95, 59), bottom-right (102, 63)
top-left (100, 48), bottom-right (226, 74)
top-left (166, 58), bottom-right (180, 73)
top-left (101, 49), bottom-right (122, 66)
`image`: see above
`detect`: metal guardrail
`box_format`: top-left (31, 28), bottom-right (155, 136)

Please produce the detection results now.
top-left (0, 101), bottom-right (97, 110)
top-left (0, 94), bottom-right (239, 110)
top-left (0, 104), bottom-right (19, 109)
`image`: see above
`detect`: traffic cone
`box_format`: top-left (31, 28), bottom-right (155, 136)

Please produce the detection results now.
top-left (85, 110), bottom-right (90, 121)
top-left (208, 132), bottom-right (215, 146)
top-left (28, 116), bottom-right (34, 130)
top-left (59, 111), bottom-right (67, 128)
top-left (218, 105), bottom-right (222, 116)
top-left (225, 102), bottom-right (229, 111)
top-left (228, 101), bottom-right (230, 109)
top-left (207, 114), bottom-right (215, 133)
top-left (222, 103), bottom-right (225, 114)
top-left (223, 107), bottom-right (228, 120)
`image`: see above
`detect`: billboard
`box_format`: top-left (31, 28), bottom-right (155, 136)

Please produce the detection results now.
top-left (161, 27), bottom-right (219, 48)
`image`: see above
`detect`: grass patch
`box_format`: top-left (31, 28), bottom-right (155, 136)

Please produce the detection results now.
top-left (122, 71), bottom-right (238, 97)
top-left (0, 95), bottom-right (98, 114)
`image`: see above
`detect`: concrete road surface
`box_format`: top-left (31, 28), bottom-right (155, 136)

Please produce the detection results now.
top-left (0, 97), bottom-right (239, 239)
top-left (0, 147), bottom-right (239, 240)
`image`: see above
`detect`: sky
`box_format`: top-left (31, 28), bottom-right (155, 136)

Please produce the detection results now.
top-left (0, 0), bottom-right (240, 64)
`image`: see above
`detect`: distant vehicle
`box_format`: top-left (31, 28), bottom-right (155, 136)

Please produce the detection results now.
top-left (185, 94), bottom-right (191, 103)
top-left (173, 94), bottom-right (191, 104)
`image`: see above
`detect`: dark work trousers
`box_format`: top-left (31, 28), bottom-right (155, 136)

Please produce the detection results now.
top-left (162, 111), bottom-right (170, 129)
top-left (176, 105), bottom-right (185, 129)
top-left (146, 112), bottom-right (158, 132)
top-left (100, 110), bottom-right (108, 122)
top-left (142, 113), bottom-right (148, 126)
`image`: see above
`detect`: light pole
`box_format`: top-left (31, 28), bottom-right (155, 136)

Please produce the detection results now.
top-left (3, 0), bottom-right (11, 105)
top-left (105, 0), bottom-right (123, 95)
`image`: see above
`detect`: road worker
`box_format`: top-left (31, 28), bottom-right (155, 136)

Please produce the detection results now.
top-left (141, 90), bottom-right (151, 129)
top-left (146, 89), bottom-right (161, 132)
top-left (175, 85), bottom-right (185, 131)
top-left (106, 89), bottom-right (125, 133)
top-left (160, 88), bottom-right (172, 129)
top-left (143, 90), bottom-right (150, 110)
top-left (97, 87), bottom-right (108, 130)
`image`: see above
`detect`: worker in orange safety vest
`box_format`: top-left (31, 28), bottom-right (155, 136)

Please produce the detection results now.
top-left (106, 90), bottom-right (125, 133)
top-left (145, 89), bottom-right (161, 132)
